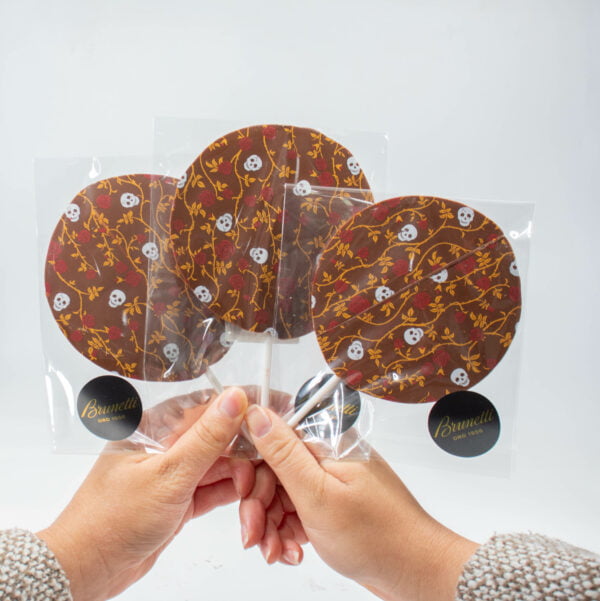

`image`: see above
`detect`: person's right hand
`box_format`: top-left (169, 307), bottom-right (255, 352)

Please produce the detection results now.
top-left (240, 406), bottom-right (479, 601)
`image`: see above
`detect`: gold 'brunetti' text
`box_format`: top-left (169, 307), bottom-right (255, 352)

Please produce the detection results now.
top-left (80, 397), bottom-right (139, 420)
top-left (433, 410), bottom-right (495, 439)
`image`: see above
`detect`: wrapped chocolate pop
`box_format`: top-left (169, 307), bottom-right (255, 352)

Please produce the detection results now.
top-left (170, 125), bottom-right (371, 404)
top-left (289, 195), bottom-right (522, 426)
top-left (44, 174), bottom-right (228, 385)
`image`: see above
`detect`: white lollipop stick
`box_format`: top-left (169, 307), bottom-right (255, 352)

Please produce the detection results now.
top-left (287, 374), bottom-right (342, 428)
top-left (260, 332), bottom-right (274, 407)
top-left (204, 365), bottom-right (224, 394)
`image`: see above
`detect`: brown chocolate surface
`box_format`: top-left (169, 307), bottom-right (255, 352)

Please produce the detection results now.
top-left (44, 174), bottom-right (228, 382)
top-left (277, 186), bottom-right (373, 338)
top-left (312, 196), bottom-right (522, 403)
top-left (170, 124), bottom-right (369, 338)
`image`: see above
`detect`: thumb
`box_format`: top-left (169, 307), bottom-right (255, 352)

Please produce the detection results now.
top-left (245, 406), bottom-right (325, 507)
top-left (162, 387), bottom-right (248, 488)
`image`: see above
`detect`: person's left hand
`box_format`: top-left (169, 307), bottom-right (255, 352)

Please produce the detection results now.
top-left (38, 387), bottom-right (250, 601)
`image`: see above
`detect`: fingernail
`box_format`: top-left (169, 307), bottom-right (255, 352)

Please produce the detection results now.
top-left (260, 541), bottom-right (273, 564)
top-left (242, 525), bottom-right (249, 548)
top-left (246, 406), bottom-right (272, 438)
top-left (218, 388), bottom-right (244, 418)
top-left (283, 549), bottom-right (300, 565)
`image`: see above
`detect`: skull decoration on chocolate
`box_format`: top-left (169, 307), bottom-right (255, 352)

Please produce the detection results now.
top-left (375, 286), bottom-right (394, 302)
top-left (53, 293), bottom-right (70, 312)
top-left (108, 289), bottom-right (126, 308)
top-left (142, 242), bottom-right (159, 261)
top-left (120, 192), bottom-right (140, 208)
top-left (293, 180), bottom-right (312, 197)
top-left (65, 204), bottom-right (80, 222)
top-left (347, 340), bottom-right (364, 361)
top-left (347, 157), bottom-right (361, 176)
top-left (450, 368), bottom-right (470, 387)
top-left (250, 247), bottom-right (269, 265)
top-left (163, 343), bottom-right (180, 363)
top-left (216, 213), bottom-right (233, 233)
top-left (398, 223), bottom-right (418, 242)
top-left (244, 154), bottom-right (263, 172)
top-left (177, 173), bottom-right (187, 189)
top-left (404, 327), bottom-right (424, 346)
top-left (194, 286), bottom-right (212, 303)
top-left (457, 207), bottom-right (474, 227)
top-left (430, 269), bottom-right (449, 283)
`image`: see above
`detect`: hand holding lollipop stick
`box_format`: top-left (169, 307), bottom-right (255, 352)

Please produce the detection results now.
top-left (45, 174), bottom-right (230, 397)
top-left (288, 195), bottom-right (522, 424)
top-left (170, 124), bottom-right (371, 407)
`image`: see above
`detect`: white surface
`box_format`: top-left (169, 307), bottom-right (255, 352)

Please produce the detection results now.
top-left (0, 0), bottom-right (599, 599)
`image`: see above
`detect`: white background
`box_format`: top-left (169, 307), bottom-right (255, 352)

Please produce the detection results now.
top-left (0, 1), bottom-right (599, 599)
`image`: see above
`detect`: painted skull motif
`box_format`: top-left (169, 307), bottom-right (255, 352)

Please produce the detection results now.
top-left (219, 332), bottom-right (234, 348)
top-left (244, 155), bottom-right (263, 172)
top-left (120, 193), bottom-right (140, 208)
top-left (375, 285), bottom-right (394, 302)
top-left (347, 156), bottom-right (360, 176)
top-left (398, 224), bottom-right (418, 242)
top-left (65, 204), bottom-right (80, 222)
top-left (450, 367), bottom-right (470, 387)
top-left (293, 180), bottom-right (312, 197)
top-left (108, 289), bottom-right (126, 308)
top-left (430, 269), bottom-right (448, 283)
top-left (250, 247), bottom-right (268, 265)
top-left (457, 207), bottom-right (474, 227)
top-left (53, 292), bottom-right (70, 312)
top-left (403, 327), bottom-right (424, 345)
top-left (347, 340), bottom-right (364, 361)
top-left (194, 286), bottom-right (212, 303)
top-left (142, 242), bottom-right (159, 261)
top-left (163, 343), bottom-right (180, 363)
top-left (215, 213), bottom-right (233, 233)
top-left (177, 172), bottom-right (187, 189)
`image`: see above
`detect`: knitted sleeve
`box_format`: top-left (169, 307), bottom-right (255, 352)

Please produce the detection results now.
top-left (0, 528), bottom-right (72, 601)
top-left (456, 533), bottom-right (600, 601)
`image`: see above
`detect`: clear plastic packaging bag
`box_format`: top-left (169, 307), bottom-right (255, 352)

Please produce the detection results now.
top-left (297, 193), bottom-right (533, 475)
top-left (152, 119), bottom-right (389, 459)
top-left (37, 157), bottom-right (239, 454)
top-left (37, 120), bottom-right (388, 459)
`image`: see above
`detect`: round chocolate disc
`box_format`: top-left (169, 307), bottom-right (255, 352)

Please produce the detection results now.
top-left (170, 124), bottom-right (369, 338)
top-left (45, 174), bottom-right (228, 382)
top-left (312, 196), bottom-right (522, 403)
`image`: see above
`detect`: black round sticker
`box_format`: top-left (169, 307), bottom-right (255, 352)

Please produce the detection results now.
top-left (295, 373), bottom-right (361, 439)
top-left (77, 376), bottom-right (142, 441)
top-left (428, 391), bottom-right (500, 457)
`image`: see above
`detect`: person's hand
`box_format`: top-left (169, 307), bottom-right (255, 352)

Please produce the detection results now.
top-left (240, 406), bottom-right (479, 601)
top-left (38, 387), bottom-right (250, 601)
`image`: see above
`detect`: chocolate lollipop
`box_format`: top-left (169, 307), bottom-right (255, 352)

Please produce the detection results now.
top-left (170, 125), bottom-right (370, 406)
top-left (170, 124), bottom-right (370, 339)
top-left (45, 174), bottom-right (228, 383)
top-left (289, 196), bottom-right (521, 425)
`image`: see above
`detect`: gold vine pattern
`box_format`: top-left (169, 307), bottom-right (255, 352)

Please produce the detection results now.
top-left (312, 196), bottom-right (522, 404)
top-left (170, 124), bottom-right (369, 338)
top-left (44, 174), bottom-right (227, 381)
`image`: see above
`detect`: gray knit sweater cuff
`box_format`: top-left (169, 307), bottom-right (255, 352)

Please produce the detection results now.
top-left (0, 529), bottom-right (72, 601)
top-left (457, 532), bottom-right (600, 600)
